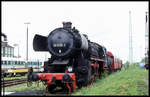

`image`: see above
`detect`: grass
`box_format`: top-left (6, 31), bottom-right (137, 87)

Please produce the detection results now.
top-left (2, 65), bottom-right (149, 96)
top-left (3, 81), bottom-right (45, 92)
top-left (3, 74), bottom-right (27, 80)
top-left (3, 81), bottom-right (63, 96)
top-left (72, 65), bottom-right (149, 96)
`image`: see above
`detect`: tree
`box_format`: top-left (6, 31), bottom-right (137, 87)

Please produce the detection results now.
top-left (124, 61), bottom-right (129, 69)
top-left (141, 58), bottom-right (145, 63)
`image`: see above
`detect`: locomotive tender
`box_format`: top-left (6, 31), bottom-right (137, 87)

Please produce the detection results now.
top-left (28, 22), bottom-right (123, 94)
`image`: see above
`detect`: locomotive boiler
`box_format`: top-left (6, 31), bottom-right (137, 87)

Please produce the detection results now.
top-left (33, 22), bottom-right (88, 58)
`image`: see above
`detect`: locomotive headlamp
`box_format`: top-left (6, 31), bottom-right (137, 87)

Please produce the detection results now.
top-left (63, 74), bottom-right (71, 82)
top-left (68, 66), bottom-right (72, 72)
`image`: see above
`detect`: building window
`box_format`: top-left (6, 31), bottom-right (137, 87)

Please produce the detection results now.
top-left (1, 47), bottom-right (3, 55)
top-left (9, 48), bottom-right (13, 57)
top-left (5, 47), bottom-right (7, 57)
top-left (10, 48), bottom-right (12, 57)
top-left (3, 47), bottom-right (5, 57)
top-left (18, 61), bottom-right (21, 65)
top-left (8, 47), bottom-right (10, 57)
top-left (8, 61), bottom-right (11, 65)
top-left (4, 61), bottom-right (7, 65)
top-left (7, 47), bottom-right (9, 57)
top-left (21, 61), bottom-right (23, 65)
top-left (15, 61), bottom-right (17, 65)
top-left (12, 48), bottom-right (14, 57)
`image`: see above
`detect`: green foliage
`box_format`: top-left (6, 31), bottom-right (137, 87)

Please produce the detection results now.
top-left (73, 65), bottom-right (148, 96)
top-left (125, 61), bottom-right (130, 65)
top-left (4, 81), bottom-right (45, 93)
top-left (4, 74), bottom-right (27, 80)
top-left (124, 61), bottom-right (130, 69)
top-left (141, 58), bottom-right (145, 63)
top-left (100, 70), bottom-right (108, 79)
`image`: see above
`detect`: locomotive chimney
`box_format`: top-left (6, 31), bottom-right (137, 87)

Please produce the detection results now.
top-left (1, 32), bottom-right (8, 46)
top-left (1, 33), bottom-right (7, 41)
top-left (62, 22), bottom-right (72, 31)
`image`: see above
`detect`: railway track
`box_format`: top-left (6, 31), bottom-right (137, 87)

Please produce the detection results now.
top-left (1, 78), bottom-right (27, 87)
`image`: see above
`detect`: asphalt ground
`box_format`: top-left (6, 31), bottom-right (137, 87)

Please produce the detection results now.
top-left (1, 90), bottom-right (44, 96)
top-left (1, 89), bottom-right (69, 96)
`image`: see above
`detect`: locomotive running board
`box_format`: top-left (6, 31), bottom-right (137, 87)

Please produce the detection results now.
top-left (50, 60), bottom-right (69, 65)
top-left (90, 57), bottom-right (105, 62)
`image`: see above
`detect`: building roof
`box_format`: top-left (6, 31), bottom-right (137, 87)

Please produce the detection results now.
top-left (1, 41), bottom-right (14, 48)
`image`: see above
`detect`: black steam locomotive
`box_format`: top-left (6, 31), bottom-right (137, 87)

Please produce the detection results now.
top-left (29, 22), bottom-right (110, 93)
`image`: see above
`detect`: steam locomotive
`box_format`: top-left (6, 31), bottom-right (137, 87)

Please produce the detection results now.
top-left (28, 22), bottom-right (123, 94)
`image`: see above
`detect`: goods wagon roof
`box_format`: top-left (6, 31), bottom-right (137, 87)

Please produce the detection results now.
top-left (107, 51), bottom-right (114, 57)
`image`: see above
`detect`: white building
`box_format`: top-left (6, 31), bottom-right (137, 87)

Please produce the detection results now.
top-left (1, 41), bottom-right (14, 58)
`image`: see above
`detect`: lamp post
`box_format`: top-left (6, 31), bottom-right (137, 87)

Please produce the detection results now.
top-left (24, 22), bottom-right (30, 61)
top-left (13, 44), bottom-right (19, 58)
top-left (129, 11), bottom-right (133, 65)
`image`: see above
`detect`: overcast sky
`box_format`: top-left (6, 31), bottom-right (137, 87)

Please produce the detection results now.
top-left (2, 1), bottom-right (148, 63)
